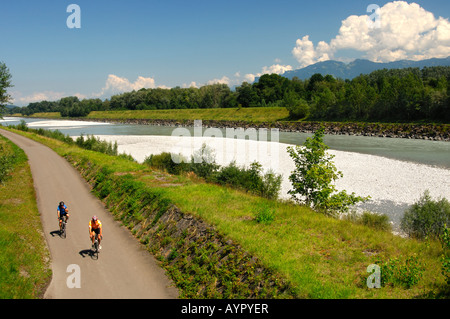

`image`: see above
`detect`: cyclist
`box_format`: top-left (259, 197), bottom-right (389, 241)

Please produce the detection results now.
top-left (89, 215), bottom-right (103, 249)
top-left (57, 201), bottom-right (69, 231)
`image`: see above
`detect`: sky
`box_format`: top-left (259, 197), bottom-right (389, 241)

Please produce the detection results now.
top-left (1, 0), bottom-right (450, 106)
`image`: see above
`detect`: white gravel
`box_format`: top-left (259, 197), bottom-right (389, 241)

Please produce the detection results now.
top-left (93, 134), bottom-right (450, 230)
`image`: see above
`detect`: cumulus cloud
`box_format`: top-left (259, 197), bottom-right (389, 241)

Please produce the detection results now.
top-left (206, 76), bottom-right (231, 85)
top-left (11, 90), bottom-right (67, 105)
top-left (94, 74), bottom-right (157, 97)
top-left (236, 63), bottom-right (293, 84)
top-left (11, 74), bottom-right (159, 106)
top-left (292, 1), bottom-right (450, 67)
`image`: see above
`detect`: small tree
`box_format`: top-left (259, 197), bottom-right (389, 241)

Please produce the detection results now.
top-left (0, 62), bottom-right (13, 117)
top-left (287, 127), bottom-right (369, 215)
top-left (400, 190), bottom-right (450, 240)
top-left (282, 91), bottom-right (309, 120)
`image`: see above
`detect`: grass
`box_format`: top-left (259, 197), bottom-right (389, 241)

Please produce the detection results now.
top-left (24, 107), bottom-right (289, 123)
top-left (153, 181), bottom-right (445, 298)
top-left (0, 134), bottom-right (51, 298)
top-left (2, 126), bottom-right (448, 298)
top-left (87, 107), bottom-right (290, 123)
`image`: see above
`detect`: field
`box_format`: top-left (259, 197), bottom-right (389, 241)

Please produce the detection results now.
top-left (27, 107), bottom-right (290, 123)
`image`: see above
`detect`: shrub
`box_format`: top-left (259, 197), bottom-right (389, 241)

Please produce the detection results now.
top-left (441, 225), bottom-right (450, 285)
top-left (360, 211), bottom-right (392, 231)
top-left (189, 144), bottom-right (219, 180)
top-left (214, 161), bottom-right (282, 200)
top-left (254, 203), bottom-right (276, 225)
top-left (287, 126), bottom-right (369, 216)
top-left (344, 211), bottom-right (392, 231)
top-left (16, 119), bottom-right (28, 131)
top-left (144, 144), bottom-right (282, 200)
top-left (0, 141), bottom-right (15, 184)
top-left (144, 152), bottom-right (188, 175)
top-left (75, 134), bottom-right (118, 156)
top-left (376, 255), bottom-right (425, 289)
top-left (400, 190), bottom-right (450, 240)
top-left (282, 91), bottom-right (309, 120)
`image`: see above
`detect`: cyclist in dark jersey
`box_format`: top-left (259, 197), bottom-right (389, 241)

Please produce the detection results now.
top-left (57, 201), bottom-right (69, 231)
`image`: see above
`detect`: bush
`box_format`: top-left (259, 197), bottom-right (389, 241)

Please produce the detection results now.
top-left (254, 203), bottom-right (276, 225)
top-left (75, 134), bottom-right (118, 156)
top-left (360, 211), bottom-right (391, 231)
top-left (441, 225), bottom-right (450, 285)
top-left (282, 91), bottom-right (309, 120)
top-left (214, 161), bottom-right (282, 200)
top-left (287, 126), bottom-right (369, 215)
top-left (344, 211), bottom-right (392, 231)
top-left (144, 152), bottom-right (188, 175)
top-left (400, 190), bottom-right (450, 240)
top-left (144, 144), bottom-right (282, 200)
top-left (0, 142), bottom-right (15, 184)
top-left (189, 144), bottom-right (219, 180)
top-left (12, 121), bottom-right (74, 145)
top-left (16, 120), bottom-right (28, 131)
top-left (376, 255), bottom-right (425, 289)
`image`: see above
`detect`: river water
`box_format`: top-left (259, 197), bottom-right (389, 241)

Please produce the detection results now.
top-left (2, 116), bottom-right (449, 232)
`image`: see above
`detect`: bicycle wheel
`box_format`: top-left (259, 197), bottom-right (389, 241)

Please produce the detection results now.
top-left (60, 220), bottom-right (66, 238)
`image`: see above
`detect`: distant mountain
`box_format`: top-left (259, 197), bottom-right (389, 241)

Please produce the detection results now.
top-left (5, 104), bottom-right (18, 109)
top-left (280, 56), bottom-right (450, 81)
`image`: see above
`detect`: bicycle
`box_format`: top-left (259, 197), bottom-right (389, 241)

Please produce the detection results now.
top-left (91, 233), bottom-right (101, 258)
top-left (60, 216), bottom-right (67, 238)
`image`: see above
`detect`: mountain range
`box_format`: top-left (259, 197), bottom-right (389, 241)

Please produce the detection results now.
top-left (280, 56), bottom-right (450, 81)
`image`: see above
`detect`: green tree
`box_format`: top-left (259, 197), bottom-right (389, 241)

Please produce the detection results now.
top-left (287, 127), bottom-right (369, 215)
top-left (282, 90), bottom-right (309, 119)
top-left (0, 62), bottom-right (13, 116)
top-left (400, 191), bottom-right (450, 240)
top-left (236, 82), bottom-right (259, 108)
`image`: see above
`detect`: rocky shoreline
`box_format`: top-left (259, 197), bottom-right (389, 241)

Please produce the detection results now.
top-left (84, 117), bottom-right (450, 141)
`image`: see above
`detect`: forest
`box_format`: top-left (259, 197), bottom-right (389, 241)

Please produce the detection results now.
top-left (8, 66), bottom-right (450, 123)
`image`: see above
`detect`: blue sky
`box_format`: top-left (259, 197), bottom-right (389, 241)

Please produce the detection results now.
top-left (1, 0), bottom-right (450, 106)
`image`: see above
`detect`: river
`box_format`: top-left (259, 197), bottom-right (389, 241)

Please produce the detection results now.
top-left (2, 116), bottom-right (450, 232)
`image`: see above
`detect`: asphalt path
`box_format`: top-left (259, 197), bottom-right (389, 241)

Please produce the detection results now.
top-left (0, 129), bottom-right (179, 299)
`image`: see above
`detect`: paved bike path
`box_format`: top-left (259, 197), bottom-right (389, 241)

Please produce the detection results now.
top-left (0, 129), bottom-right (178, 299)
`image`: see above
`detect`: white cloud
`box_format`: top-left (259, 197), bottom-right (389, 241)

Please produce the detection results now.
top-left (261, 64), bottom-right (293, 75)
top-left (11, 90), bottom-right (66, 105)
top-left (235, 63), bottom-right (293, 85)
top-left (206, 76), bottom-right (231, 85)
top-left (11, 74), bottom-right (159, 106)
top-left (94, 74), bottom-right (157, 97)
top-left (292, 1), bottom-right (450, 67)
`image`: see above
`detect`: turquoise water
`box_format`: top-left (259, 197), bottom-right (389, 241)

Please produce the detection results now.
top-left (2, 117), bottom-right (450, 169)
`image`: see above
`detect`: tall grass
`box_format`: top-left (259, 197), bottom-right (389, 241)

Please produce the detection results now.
top-left (0, 135), bottom-right (51, 298)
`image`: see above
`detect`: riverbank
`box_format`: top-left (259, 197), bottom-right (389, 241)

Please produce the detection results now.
top-left (25, 108), bottom-right (450, 141)
top-left (88, 118), bottom-right (450, 141)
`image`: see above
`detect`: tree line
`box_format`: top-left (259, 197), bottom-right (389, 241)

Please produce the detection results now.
top-left (8, 66), bottom-right (450, 122)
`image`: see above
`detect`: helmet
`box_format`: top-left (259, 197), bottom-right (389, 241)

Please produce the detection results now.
top-left (92, 216), bottom-right (98, 221)
top-left (59, 201), bottom-right (65, 206)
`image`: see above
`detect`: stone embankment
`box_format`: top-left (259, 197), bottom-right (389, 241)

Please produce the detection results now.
top-left (86, 118), bottom-right (450, 141)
